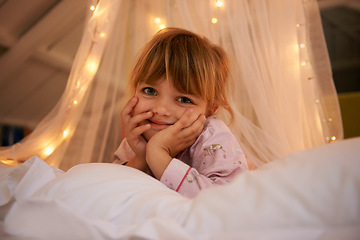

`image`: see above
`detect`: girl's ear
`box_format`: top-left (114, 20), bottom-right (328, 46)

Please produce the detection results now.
top-left (207, 104), bottom-right (219, 116)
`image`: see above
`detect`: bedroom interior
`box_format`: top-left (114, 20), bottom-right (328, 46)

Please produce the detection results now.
top-left (0, 0), bottom-right (359, 239)
top-left (0, 0), bottom-right (359, 145)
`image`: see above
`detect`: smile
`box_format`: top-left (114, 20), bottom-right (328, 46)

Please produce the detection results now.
top-left (146, 119), bottom-right (172, 130)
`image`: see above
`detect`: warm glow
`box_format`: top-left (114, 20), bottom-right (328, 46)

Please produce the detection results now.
top-left (296, 23), bottom-right (301, 28)
top-left (90, 5), bottom-right (96, 11)
top-left (300, 43), bottom-right (305, 48)
top-left (100, 32), bottom-right (106, 38)
top-left (0, 160), bottom-right (15, 166)
top-left (160, 24), bottom-right (166, 29)
top-left (212, 18), bottom-right (218, 24)
top-left (85, 59), bottom-right (99, 74)
top-left (331, 136), bottom-right (337, 141)
top-left (215, 0), bottom-right (223, 7)
top-left (43, 147), bottom-right (54, 156)
top-left (73, 100), bottom-right (78, 105)
top-left (300, 61), bottom-right (307, 66)
top-left (155, 18), bottom-right (161, 23)
top-left (63, 129), bottom-right (70, 138)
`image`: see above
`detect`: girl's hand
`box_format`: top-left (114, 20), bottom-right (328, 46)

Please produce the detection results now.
top-left (121, 97), bottom-right (153, 161)
top-left (156, 109), bottom-right (206, 157)
top-left (146, 109), bottom-right (206, 179)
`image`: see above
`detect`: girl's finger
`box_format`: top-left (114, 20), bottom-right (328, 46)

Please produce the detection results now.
top-left (121, 97), bottom-right (138, 123)
top-left (174, 109), bottom-right (199, 130)
top-left (179, 114), bottom-right (206, 139)
top-left (127, 111), bottom-right (153, 129)
top-left (128, 123), bottom-right (151, 139)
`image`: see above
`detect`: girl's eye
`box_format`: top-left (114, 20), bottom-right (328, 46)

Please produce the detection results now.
top-left (142, 87), bottom-right (157, 96)
top-left (177, 97), bottom-right (193, 104)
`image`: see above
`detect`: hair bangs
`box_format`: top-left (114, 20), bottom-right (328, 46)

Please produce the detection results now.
top-left (165, 34), bottom-right (215, 103)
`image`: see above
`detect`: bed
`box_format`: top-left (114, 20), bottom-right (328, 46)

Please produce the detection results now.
top-left (1, 137), bottom-right (359, 240)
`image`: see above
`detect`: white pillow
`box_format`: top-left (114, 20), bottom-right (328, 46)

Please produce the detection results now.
top-left (4, 137), bottom-right (360, 240)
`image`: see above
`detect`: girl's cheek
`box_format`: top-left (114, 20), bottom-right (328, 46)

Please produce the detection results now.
top-left (133, 97), bottom-right (150, 115)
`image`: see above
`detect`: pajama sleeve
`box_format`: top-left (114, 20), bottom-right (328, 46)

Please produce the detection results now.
top-left (160, 117), bottom-right (248, 198)
top-left (113, 139), bottom-right (134, 165)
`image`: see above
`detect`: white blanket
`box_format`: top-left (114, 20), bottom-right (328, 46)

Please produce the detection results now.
top-left (1, 137), bottom-right (360, 240)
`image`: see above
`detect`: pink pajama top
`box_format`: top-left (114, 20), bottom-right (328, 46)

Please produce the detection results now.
top-left (113, 116), bottom-right (248, 198)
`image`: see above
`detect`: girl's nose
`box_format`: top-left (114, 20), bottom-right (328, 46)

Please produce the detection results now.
top-left (152, 98), bottom-right (171, 116)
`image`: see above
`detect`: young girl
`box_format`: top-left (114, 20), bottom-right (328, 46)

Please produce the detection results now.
top-left (114, 28), bottom-right (248, 198)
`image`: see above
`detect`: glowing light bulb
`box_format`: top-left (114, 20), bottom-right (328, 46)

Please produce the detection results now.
top-left (73, 100), bottom-right (78, 105)
top-left (160, 24), bottom-right (166, 29)
top-left (43, 147), bottom-right (54, 156)
top-left (63, 129), bottom-right (69, 138)
top-left (85, 59), bottom-right (99, 74)
top-left (300, 43), bottom-right (305, 48)
top-left (212, 18), bottom-right (218, 24)
top-left (90, 5), bottom-right (96, 11)
top-left (296, 23), bottom-right (301, 28)
top-left (215, 1), bottom-right (223, 7)
top-left (100, 32), bottom-right (105, 38)
top-left (331, 136), bottom-right (336, 141)
top-left (300, 61), bottom-right (307, 66)
top-left (155, 18), bottom-right (161, 23)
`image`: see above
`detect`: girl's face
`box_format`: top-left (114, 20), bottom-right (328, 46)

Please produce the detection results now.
top-left (133, 78), bottom-right (215, 141)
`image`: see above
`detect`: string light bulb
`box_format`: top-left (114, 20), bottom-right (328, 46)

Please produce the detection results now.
top-left (155, 18), bottom-right (161, 23)
top-left (215, 0), bottom-right (223, 7)
top-left (63, 129), bottom-right (70, 138)
top-left (300, 60), bottom-right (307, 66)
top-left (212, 18), bottom-right (218, 24)
top-left (300, 43), bottom-right (305, 48)
top-left (43, 146), bottom-right (54, 157)
top-left (90, 5), bottom-right (96, 11)
top-left (73, 100), bottom-right (78, 105)
top-left (85, 59), bottom-right (99, 74)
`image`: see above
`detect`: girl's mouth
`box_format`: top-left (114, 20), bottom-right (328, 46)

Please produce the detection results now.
top-left (146, 119), bottom-right (172, 131)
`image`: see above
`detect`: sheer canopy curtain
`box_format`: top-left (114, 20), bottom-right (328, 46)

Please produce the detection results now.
top-left (0, 0), bottom-right (342, 170)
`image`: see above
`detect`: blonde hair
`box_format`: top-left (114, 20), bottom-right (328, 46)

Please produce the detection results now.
top-left (129, 27), bottom-right (233, 119)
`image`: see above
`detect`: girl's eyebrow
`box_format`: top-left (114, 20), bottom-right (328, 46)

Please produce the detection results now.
top-left (140, 82), bottom-right (160, 87)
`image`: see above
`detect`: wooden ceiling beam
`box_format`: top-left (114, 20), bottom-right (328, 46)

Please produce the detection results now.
top-left (0, 0), bottom-right (87, 85)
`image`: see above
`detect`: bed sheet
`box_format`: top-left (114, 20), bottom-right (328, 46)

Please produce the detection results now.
top-left (0, 137), bottom-right (359, 240)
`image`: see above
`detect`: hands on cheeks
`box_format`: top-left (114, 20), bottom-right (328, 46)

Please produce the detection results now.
top-left (121, 97), bottom-right (152, 172)
top-left (146, 109), bottom-right (206, 180)
top-left (121, 96), bottom-right (206, 179)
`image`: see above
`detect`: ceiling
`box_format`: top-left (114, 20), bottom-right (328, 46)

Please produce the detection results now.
top-left (0, 0), bottom-right (88, 129)
top-left (0, 0), bottom-right (359, 130)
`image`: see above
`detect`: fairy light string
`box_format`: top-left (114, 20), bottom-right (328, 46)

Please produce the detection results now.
top-left (296, 13), bottom-right (336, 143)
top-left (0, 0), bottom-right (111, 165)
top-left (40, 1), bottom-right (104, 159)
